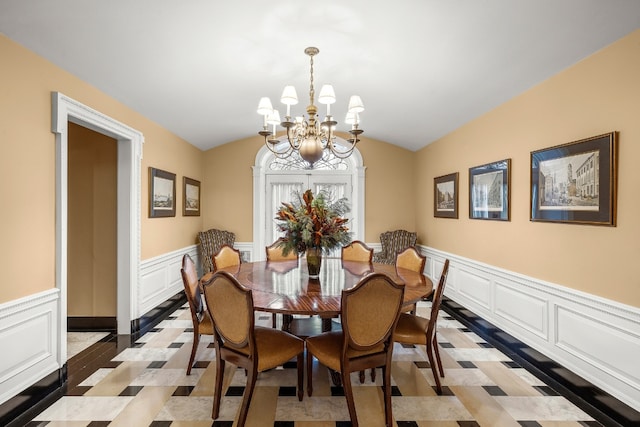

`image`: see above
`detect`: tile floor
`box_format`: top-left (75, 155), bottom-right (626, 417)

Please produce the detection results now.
top-left (26, 302), bottom-right (605, 426)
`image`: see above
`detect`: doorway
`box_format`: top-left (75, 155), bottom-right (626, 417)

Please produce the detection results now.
top-left (52, 92), bottom-right (143, 363)
top-left (66, 123), bottom-right (117, 357)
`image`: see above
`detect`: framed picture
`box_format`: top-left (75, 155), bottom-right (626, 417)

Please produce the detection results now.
top-left (530, 132), bottom-right (617, 226)
top-left (434, 172), bottom-right (458, 218)
top-left (469, 159), bottom-right (511, 221)
top-left (183, 176), bottom-right (201, 216)
top-left (148, 167), bottom-right (176, 217)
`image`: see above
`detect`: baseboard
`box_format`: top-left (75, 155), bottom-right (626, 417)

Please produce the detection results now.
top-left (67, 316), bottom-right (117, 332)
top-left (131, 291), bottom-right (186, 340)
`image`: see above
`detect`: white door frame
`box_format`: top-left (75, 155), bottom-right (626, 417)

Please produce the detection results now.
top-left (252, 145), bottom-right (365, 260)
top-left (52, 93), bottom-right (144, 362)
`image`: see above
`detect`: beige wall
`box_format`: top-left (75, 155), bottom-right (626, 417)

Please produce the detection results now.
top-left (67, 123), bottom-right (117, 316)
top-left (0, 35), bottom-right (203, 304)
top-left (416, 29), bottom-right (640, 308)
top-left (200, 134), bottom-right (417, 243)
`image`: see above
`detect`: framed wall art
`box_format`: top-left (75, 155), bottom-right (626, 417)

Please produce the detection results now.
top-left (148, 167), bottom-right (176, 218)
top-left (469, 159), bottom-right (511, 221)
top-left (530, 132), bottom-right (617, 226)
top-left (183, 176), bottom-right (201, 216)
top-left (434, 172), bottom-right (458, 218)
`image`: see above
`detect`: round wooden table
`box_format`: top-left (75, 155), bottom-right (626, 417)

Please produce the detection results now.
top-left (217, 257), bottom-right (433, 331)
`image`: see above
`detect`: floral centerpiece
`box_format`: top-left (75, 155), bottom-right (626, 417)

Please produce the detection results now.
top-left (275, 189), bottom-right (351, 278)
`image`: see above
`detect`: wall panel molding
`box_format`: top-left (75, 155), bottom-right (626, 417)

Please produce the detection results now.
top-left (420, 245), bottom-right (640, 411)
top-left (0, 289), bottom-right (60, 405)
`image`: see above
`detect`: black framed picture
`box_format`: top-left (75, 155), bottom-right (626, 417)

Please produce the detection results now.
top-left (434, 172), bottom-right (458, 218)
top-left (149, 167), bottom-right (176, 218)
top-left (469, 159), bottom-right (511, 221)
top-left (530, 132), bottom-right (617, 226)
top-left (183, 176), bottom-right (201, 216)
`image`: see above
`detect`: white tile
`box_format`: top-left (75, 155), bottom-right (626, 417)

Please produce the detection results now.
top-left (78, 368), bottom-right (114, 387)
top-left (112, 347), bottom-right (179, 361)
top-left (33, 396), bottom-right (134, 421)
top-left (393, 396), bottom-right (474, 421)
top-left (494, 396), bottom-right (594, 421)
top-left (131, 368), bottom-right (204, 386)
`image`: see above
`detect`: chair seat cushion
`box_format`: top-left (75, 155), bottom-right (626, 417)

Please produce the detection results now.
top-left (393, 313), bottom-right (429, 345)
top-left (306, 331), bottom-right (385, 372)
top-left (253, 327), bottom-right (304, 371)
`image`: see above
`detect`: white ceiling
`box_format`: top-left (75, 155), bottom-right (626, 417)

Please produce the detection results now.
top-left (1, 1), bottom-right (639, 152)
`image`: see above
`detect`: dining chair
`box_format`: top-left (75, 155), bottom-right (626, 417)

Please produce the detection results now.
top-left (341, 240), bottom-right (373, 263)
top-left (266, 238), bottom-right (299, 262)
top-left (394, 259), bottom-right (450, 395)
top-left (202, 270), bottom-right (305, 426)
top-left (395, 246), bottom-right (426, 315)
top-left (266, 239), bottom-right (299, 327)
top-left (306, 273), bottom-right (405, 427)
top-left (180, 254), bottom-right (213, 375)
top-left (212, 244), bottom-right (241, 271)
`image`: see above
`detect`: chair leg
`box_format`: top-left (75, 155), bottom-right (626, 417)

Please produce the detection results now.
top-left (237, 367), bottom-right (258, 427)
top-left (359, 370), bottom-right (365, 384)
top-left (272, 312), bottom-right (277, 328)
top-left (433, 332), bottom-right (445, 378)
top-left (382, 363), bottom-right (393, 427)
top-left (342, 370), bottom-right (358, 427)
top-left (426, 340), bottom-right (442, 395)
top-left (297, 353), bottom-right (304, 401)
top-left (370, 367), bottom-right (376, 382)
top-left (212, 357), bottom-right (225, 419)
top-left (306, 349), bottom-right (314, 397)
top-left (187, 331), bottom-right (199, 375)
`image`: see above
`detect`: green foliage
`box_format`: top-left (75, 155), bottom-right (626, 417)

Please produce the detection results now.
top-left (275, 189), bottom-right (351, 255)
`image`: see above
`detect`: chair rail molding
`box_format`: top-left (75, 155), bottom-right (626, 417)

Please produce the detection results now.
top-left (420, 245), bottom-right (640, 412)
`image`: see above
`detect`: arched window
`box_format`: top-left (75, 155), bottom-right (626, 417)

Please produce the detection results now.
top-left (252, 140), bottom-right (365, 260)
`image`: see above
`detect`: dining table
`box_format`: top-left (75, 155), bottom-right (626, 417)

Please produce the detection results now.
top-left (215, 257), bottom-right (434, 336)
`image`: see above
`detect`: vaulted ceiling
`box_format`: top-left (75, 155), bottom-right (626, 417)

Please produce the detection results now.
top-left (1, 1), bottom-right (639, 151)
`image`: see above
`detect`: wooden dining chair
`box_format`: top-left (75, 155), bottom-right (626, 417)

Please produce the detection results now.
top-left (395, 246), bottom-right (426, 314)
top-left (203, 270), bottom-right (305, 426)
top-left (180, 254), bottom-right (213, 375)
top-left (212, 244), bottom-right (241, 271)
top-left (341, 240), bottom-right (373, 263)
top-left (266, 238), bottom-right (299, 262)
top-left (394, 259), bottom-right (450, 395)
top-left (266, 239), bottom-right (299, 327)
top-left (306, 273), bottom-right (405, 427)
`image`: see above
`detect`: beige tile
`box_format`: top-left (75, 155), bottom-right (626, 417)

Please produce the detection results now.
top-left (308, 362), bottom-right (334, 397)
top-left (84, 362), bottom-right (149, 396)
top-left (44, 422), bottom-right (90, 427)
top-left (392, 361), bottom-right (437, 396)
top-left (294, 422), bottom-right (342, 427)
top-left (244, 386), bottom-right (279, 427)
top-left (161, 342), bottom-right (194, 370)
top-left (108, 386), bottom-right (175, 427)
top-left (475, 361), bottom-right (541, 396)
top-left (416, 422), bottom-right (463, 427)
top-left (538, 422), bottom-right (586, 427)
top-left (438, 327), bottom-right (479, 349)
top-left (451, 385), bottom-right (521, 427)
top-left (143, 326), bottom-right (185, 348)
top-left (351, 385), bottom-right (388, 427)
top-left (190, 359), bottom-right (218, 396)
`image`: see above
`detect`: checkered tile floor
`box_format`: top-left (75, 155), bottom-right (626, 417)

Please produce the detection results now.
top-left (26, 302), bottom-right (601, 426)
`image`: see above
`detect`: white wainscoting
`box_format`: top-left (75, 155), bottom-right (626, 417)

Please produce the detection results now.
top-left (139, 245), bottom-right (198, 315)
top-left (420, 245), bottom-right (640, 412)
top-left (0, 289), bottom-right (60, 405)
top-left (139, 243), bottom-right (254, 315)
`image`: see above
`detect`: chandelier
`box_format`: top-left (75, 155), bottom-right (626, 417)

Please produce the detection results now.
top-left (257, 47), bottom-right (364, 167)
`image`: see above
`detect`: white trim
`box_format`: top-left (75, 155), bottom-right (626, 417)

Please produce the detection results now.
top-left (420, 245), bottom-right (640, 411)
top-left (52, 92), bottom-right (144, 343)
top-left (0, 289), bottom-right (60, 405)
top-left (252, 145), bottom-right (365, 258)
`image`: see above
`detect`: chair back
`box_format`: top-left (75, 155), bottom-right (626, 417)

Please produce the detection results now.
top-left (181, 254), bottom-right (204, 320)
top-left (212, 244), bottom-right (241, 271)
top-left (266, 238), bottom-right (298, 261)
top-left (395, 246), bottom-right (426, 274)
top-left (427, 259), bottom-right (450, 337)
top-left (341, 273), bottom-right (405, 351)
top-left (203, 270), bottom-right (254, 351)
top-left (341, 240), bottom-right (373, 263)
top-left (198, 228), bottom-right (235, 273)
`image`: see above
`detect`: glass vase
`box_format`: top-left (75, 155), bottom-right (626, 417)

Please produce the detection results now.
top-left (306, 247), bottom-right (322, 279)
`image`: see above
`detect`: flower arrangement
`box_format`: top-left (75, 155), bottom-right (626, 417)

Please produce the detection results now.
top-left (275, 189), bottom-right (351, 256)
